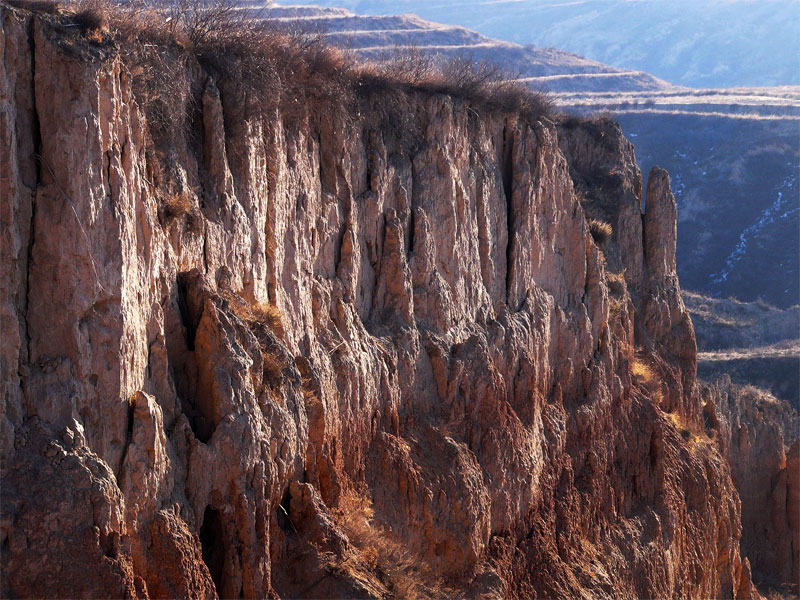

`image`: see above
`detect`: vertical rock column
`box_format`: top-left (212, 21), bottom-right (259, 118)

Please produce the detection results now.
top-left (644, 167), bottom-right (678, 282)
top-left (641, 167), bottom-right (698, 414)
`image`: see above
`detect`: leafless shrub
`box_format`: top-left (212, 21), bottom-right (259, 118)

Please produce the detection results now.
top-left (70, 2), bottom-right (106, 31)
top-left (588, 218), bottom-right (612, 245)
top-left (331, 487), bottom-right (445, 599)
top-left (169, 0), bottom-right (244, 47)
top-left (367, 50), bottom-right (553, 121)
top-left (226, 295), bottom-right (284, 339)
top-left (19, 0), bottom-right (554, 163)
top-left (558, 112), bottom-right (587, 129)
top-left (4, 0), bottom-right (60, 14)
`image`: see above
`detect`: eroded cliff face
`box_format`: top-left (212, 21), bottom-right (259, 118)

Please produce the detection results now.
top-left (0, 6), bottom-right (788, 598)
top-left (705, 378), bottom-right (800, 592)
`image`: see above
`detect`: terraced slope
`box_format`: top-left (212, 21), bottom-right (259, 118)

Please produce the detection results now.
top-left (282, 0), bottom-right (800, 89)
top-left (257, 4), bottom-right (674, 93)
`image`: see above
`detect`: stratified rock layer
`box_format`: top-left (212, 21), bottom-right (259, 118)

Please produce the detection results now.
top-left (1, 6), bottom-right (795, 598)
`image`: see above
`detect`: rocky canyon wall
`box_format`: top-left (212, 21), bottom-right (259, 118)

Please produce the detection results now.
top-left (1, 5), bottom-right (795, 598)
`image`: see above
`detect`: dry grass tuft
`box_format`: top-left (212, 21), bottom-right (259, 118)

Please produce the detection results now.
top-left (161, 191), bottom-right (192, 220)
top-left (159, 191), bottom-right (203, 235)
top-left (243, 301), bottom-right (284, 337)
top-left (631, 355), bottom-right (655, 386)
top-left (588, 219), bottom-right (612, 245)
top-left (666, 411), bottom-right (707, 446)
top-left (330, 487), bottom-right (444, 599)
top-left (226, 295), bottom-right (284, 339)
top-left (223, 292), bottom-right (287, 388)
top-left (606, 270), bottom-right (628, 319)
top-left (606, 269), bottom-right (626, 296)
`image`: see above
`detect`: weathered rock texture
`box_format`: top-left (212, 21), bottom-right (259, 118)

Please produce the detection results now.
top-left (1, 5), bottom-right (796, 598)
top-left (706, 377), bottom-right (800, 594)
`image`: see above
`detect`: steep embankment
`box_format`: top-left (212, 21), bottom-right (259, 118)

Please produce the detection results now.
top-left (707, 378), bottom-right (800, 593)
top-left (1, 5), bottom-right (795, 598)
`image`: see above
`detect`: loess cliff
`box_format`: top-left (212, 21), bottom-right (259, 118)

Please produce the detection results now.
top-left (1, 4), bottom-right (797, 598)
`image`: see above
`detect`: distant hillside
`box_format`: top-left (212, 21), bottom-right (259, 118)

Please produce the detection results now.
top-left (287, 0), bottom-right (800, 89)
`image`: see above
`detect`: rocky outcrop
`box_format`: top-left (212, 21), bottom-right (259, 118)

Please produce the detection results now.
top-left (558, 119), bottom-right (697, 415)
top-left (706, 378), bottom-right (800, 594)
top-left (1, 5), bottom-right (790, 598)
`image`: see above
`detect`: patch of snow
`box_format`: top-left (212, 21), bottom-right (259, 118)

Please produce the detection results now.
top-left (711, 180), bottom-right (798, 285)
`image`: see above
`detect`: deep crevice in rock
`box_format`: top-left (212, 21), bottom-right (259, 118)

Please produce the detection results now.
top-left (169, 273), bottom-right (212, 442)
top-left (176, 273), bottom-right (197, 351)
top-left (502, 122), bottom-right (515, 305)
top-left (200, 506), bottom-right (226, 596)
top-left (276, 486), bottom-right (294, 535)
top-left (333, 216), bottom-right (346, 277)
top-left (407, 207), bottom-right (415, 260)
top-left (115, 397), bottom-right (136, 478)
top-left (23, 13), bottom-right (40, 366)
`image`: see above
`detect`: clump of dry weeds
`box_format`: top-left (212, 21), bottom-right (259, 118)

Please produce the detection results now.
top-left (606, 269), bottom-right (626, 295)
top-left (227, 296), bottom-right (284, 339)
top-left (631, 355), bottom-right (655, 386)
top-left (10, 0), bottom-right (554, 141)
top-left (666, 410), bottom-right (709, 446)
top-left (588, 218), bottom-right (612, 245)
top-left (329, 487), bottom-right (446, 599)
top-left (158, 191), bottom-right (203, 235)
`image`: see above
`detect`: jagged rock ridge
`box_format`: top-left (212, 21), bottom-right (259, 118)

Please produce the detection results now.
top-left (1, 5), bottom-right (796, 598)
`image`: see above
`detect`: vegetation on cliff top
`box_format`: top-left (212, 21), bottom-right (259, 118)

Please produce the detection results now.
top-left (5, 0), bottom-right (555, 139)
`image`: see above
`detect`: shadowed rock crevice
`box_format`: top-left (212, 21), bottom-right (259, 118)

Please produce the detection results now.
top-left (200, 506), bottom-right (227, 597)
top-left (22, 13), bottom-right (39, 369)
top-left (276, 486), bottom-right (295, 535)
top-left (177, 272), bottom-right (201, 351)
top-left (502, 120), bottom-right (515, 306)
top-left (169, 274), bottom-right (213, 442)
